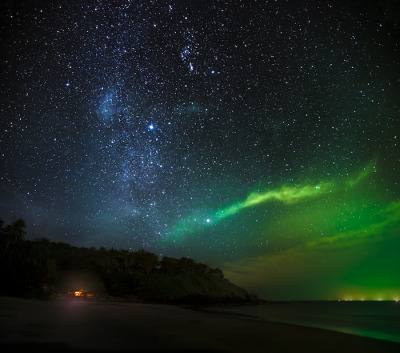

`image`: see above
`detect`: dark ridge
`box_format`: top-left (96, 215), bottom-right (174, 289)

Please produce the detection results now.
top-left (0, 218), bottom-right (259, 305)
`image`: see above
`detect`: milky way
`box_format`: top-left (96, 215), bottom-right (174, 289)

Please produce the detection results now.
top-left (1, 1), bottom-right (399, 299)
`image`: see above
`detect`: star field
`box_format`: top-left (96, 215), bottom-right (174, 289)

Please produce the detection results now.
top-left (1, 0), bottom-right (399, 299)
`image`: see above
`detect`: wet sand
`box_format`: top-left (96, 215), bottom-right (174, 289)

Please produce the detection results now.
top-left (0, 296), bottom-right (398, 352)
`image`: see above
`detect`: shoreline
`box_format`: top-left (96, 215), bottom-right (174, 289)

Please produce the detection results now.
top-left (197, 300), bottom-right (400, 343)
top-left (1, 296), bottom-right (399, 352)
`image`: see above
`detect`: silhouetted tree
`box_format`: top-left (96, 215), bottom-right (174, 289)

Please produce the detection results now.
top-left (179, 257), bottom-right (197, 273)
top-left (160, 256), bottom-right (180, 275)
top-left (211, 268), bottom-right (224, 279)
top-left (8, 218), bottom-right (26, 240)
top-left (131, 249), bottom-right (159, 274)
top-left (1, 218), bottom-right (26, 262)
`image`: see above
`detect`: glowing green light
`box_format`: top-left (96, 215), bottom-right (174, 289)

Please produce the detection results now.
top-left (346, 159), bottom-right (376, 187)
top-left (164, 163), bottom-right (376, 241)
top-left (212, 182), bottom-right (334, 224)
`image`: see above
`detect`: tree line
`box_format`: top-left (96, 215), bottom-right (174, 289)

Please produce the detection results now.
top-left (0, 218), bottom-right (230, 301)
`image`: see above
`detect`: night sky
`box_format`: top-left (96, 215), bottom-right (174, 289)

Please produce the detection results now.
top-left (1, 0), bottom-right (399, 300)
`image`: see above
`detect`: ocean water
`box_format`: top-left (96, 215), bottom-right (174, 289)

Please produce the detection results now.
top-left (208, 301), bottom-right (400, 343)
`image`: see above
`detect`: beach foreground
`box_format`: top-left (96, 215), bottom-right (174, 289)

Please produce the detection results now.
top-left (0, 297), bottom-right (398, 353)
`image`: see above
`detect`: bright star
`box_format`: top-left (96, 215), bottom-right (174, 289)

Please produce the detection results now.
top-left (148, 124), bottom-right (154, 130)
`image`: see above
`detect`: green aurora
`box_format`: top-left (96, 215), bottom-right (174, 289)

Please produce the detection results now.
top-left (162, 160), bottom-right (400, 300)
top-left (165, 161), bottom-right (376, 242)
top-left (223, 198), bottom-right (400, 300)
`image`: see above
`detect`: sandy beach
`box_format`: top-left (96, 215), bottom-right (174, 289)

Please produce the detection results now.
top-left (0, 296), bottom-right (398, 352)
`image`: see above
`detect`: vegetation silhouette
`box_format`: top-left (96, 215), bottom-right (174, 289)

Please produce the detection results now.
top-left (0, 218), bottom-right (258, 305)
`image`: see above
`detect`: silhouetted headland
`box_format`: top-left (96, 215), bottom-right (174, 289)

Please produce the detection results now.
top-left (0, 218), bottom-right (259, 305)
